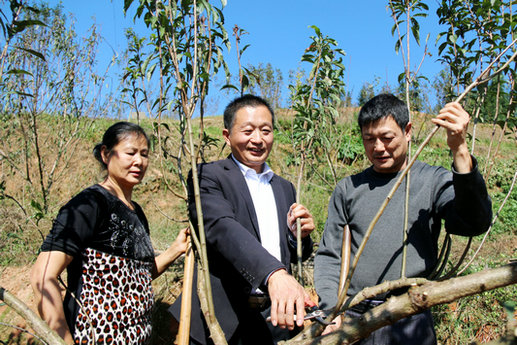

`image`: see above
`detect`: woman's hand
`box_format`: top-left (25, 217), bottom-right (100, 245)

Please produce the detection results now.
top-left (153, 227), bottom-right (190, 279)
top-left (173, 227), bottom-right (190, 254)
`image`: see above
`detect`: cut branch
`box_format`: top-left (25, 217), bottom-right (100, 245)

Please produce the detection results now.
top-left (286, 263), bottom-right (517, 344)
top-left (0, 286), bottom-right (67, 345)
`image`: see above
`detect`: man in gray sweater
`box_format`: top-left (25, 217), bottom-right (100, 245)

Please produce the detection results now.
top-left (314, 94), bottom-right (492, 344)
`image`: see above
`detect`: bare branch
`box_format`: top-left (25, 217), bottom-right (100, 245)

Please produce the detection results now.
top-left (0, 286), bottom-right (68, 345)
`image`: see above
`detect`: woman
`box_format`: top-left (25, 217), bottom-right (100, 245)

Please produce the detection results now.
top-left (31, 122), bottom-right (188, 344)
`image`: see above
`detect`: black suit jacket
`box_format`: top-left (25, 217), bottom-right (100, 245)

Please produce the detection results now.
top-left (169, 157), bottom-right (313, 344)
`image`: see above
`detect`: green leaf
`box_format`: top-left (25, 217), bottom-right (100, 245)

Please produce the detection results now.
top-left (449, 33), bottom-right (458, 44)
top-left (12, 19), bottom-right (46, 34)
top-left (221, 84), bottom-right (239, 92)
top-left (14, 91), bottom-right (34, 98)
top-left (6, 68), bottom-right (33, 77)
top-left (31, 200), bottom-right (43, 213)
top-left (14, 46), bottom-right (45, 61)
top-left (240, 44), bottom-right (250, 55)
top-left (309, 25), bottom-right (321, 37)
top-left (124, 0), bottom-right (135, 13)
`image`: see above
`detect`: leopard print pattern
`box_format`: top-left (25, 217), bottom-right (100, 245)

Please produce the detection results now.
top-left (73, 248), bottom-right (154, 344)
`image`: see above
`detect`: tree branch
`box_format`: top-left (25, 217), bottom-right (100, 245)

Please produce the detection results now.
top-left (286, 262), bottom-right (517, 344)
top-left (0, 286), bottom-right (67, 345)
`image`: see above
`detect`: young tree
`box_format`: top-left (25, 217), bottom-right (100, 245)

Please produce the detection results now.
top-left (437, 0), bottom-right (517, 154)
top-left (246, 62), bottom-right (284, 109)
top-left (0, 2), bottom-right (113, 228)
top-left (124, 0), bottom-right (231, 342)
top-left (357, 80), bottom-right (376, 106)
top-left (289, 25), bottom-right (346, 281)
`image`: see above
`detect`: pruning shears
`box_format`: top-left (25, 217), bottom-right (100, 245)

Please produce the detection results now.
top-left (266, 306), bottom-right (334, 326)
top-left (303, 306), bottom-right (334, 326)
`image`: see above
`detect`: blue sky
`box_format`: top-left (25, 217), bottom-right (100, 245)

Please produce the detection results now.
top-left (45, 0), bottom-right (446, 114)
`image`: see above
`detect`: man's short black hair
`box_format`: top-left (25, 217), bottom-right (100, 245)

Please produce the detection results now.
top-left (223, 94), bottom-right (275, 131)
top-left (358, 93), bottom-right (409, 131)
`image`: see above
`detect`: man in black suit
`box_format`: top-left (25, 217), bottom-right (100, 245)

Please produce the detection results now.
top-left (169, 94), bottom-right (315, 344)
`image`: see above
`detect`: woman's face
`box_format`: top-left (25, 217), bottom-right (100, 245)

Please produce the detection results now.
top-left (103, 133), bottom-right (149, 190)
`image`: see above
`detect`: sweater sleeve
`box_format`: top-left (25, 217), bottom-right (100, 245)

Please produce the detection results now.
top-left (435, 156), bottom-right (492, 236)
top-left (314, 182), bottom-right (348, 310)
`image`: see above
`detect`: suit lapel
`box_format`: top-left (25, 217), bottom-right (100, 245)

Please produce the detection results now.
top-left (222, 157), bottom-right (261, 240)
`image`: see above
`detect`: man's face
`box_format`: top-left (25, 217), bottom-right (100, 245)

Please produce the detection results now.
top-left (223, 105), bottom-right (274, 173)
top-left (361, 116), bottom-right (411, 174)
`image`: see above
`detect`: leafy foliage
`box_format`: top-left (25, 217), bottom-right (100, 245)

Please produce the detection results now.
top-left (0, 1), bottom-right (109, 233)
top-left (289, 25), bottom-right (347, 190)
top-left (245, 62), bottom-right (284, 109)
top-left (389, 0), bottom-right (429, 53)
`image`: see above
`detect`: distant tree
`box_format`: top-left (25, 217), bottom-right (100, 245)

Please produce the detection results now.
top-left (246, 62), bottom-right (283, 109)
top-left (287, 66), bottom-right (306, 105)
top-left (357, 81), bottom-right (376, 106)
top-left (432, 68), bottom-right (454, 105)
top-left (478, 77), bottom-right (511, 124)
top-left (379, 83), bottom-right (394, 95)
top-left (0, 2), bottom-right (110, 220)
top-left (341, 90), bottom-right (353, 107)
top-left (396, 77), bottom-right (426, 112)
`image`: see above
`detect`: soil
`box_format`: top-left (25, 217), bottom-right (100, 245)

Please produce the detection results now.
top-left (0, 265), bottom-right (37, 343)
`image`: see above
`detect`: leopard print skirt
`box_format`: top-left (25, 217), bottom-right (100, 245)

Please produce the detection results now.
top-left (73, 248), bottom-right (154, 344)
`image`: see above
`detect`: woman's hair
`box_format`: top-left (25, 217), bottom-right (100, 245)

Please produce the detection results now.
top-left (93, 121), bottom-right (150, 169)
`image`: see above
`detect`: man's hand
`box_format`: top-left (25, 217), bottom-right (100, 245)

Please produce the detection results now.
top-left (287, 203), bottom-right (315, 238)
top-left (322, 315), bottom-right (342, 335)
top-left (267, 269), bottom-right (310, 330)
top-left (432, 102), bottom-right (473, 173)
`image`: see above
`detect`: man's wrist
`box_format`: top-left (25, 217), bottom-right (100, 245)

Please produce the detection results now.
top-left (452, 145), bottom-right (472, 173)
top-left (265, 268), bottom-right (287, 286)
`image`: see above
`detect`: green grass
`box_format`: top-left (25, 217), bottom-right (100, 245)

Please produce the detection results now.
top-left (434, 261), bottom-right (517, 344)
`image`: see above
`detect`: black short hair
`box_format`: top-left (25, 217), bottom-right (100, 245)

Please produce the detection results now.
top-left (358, 94), bottom-right (409, 131)
top-left (223, 94), bottom-right (275, 131)
top-left (93, 121), bottom-right (149, 169)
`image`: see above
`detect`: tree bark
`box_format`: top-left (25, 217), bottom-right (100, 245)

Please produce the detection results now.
top-left (285, 262), bottom-right (517, 344)
top-left (197, 265), bottom-right (227, 345)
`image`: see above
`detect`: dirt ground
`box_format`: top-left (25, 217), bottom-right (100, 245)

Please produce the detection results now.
top-left (0, 265), bottom-right (38, 343)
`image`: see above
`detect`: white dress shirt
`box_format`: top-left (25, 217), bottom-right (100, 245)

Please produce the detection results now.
top-left (232, 155), bottom-right (281, 262)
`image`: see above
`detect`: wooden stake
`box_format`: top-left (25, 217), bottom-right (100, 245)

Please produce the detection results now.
top-left (176, 236), bottom-right (195, 345)
top-left (337, 225), bottom-right (351, 298)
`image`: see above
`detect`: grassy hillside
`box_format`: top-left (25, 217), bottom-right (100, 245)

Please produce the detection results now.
top-left (0, 108), bottom-right (515, 344)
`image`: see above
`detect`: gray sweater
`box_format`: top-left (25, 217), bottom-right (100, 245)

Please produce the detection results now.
top-left (314, 158), bottom-right (492, 309)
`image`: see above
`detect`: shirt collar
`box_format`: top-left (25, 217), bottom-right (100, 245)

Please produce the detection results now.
top-left (231, 154), bottom-right (274, 182)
